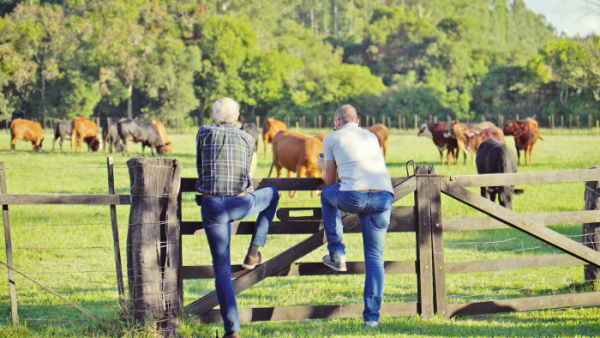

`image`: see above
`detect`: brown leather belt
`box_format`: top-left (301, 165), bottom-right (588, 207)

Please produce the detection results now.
top-left (202, 192), bottom-right (248, 198)
top-left (359, 189), bottom-right (383, 193)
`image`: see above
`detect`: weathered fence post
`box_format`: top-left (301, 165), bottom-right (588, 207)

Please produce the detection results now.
top-left (584, 165), bottom-right (600, 283)
top-left (414, 164), bottom-right (435, 318)
top-left (0, 163), bottom-right (18, 328)
top-left (107, 157), bottom-right (125, 302)
top-left (414, 115), bottom-right (418, 129)
top-left (127, 158), bottom-right (182, 337)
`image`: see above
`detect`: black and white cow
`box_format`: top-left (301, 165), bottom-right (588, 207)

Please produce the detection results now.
top-left (101, 120), bottom-right (122, 154)
top-left (117, 119), bottom-right (165, 156)
top-left (52, 120), bottom-right (72, 151)
top-left (476, 139), bottom-right (522, 210)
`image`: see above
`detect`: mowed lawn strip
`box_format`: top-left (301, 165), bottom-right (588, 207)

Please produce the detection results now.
top-left (0, 128), bottom-right (599, 337)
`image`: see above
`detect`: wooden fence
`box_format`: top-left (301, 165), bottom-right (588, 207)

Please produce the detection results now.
top-left (179, 166), bottom-right (600, 323)
top-left (2, 162), bottom-right (600, 331)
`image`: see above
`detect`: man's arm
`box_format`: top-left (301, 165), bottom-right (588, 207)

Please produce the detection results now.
top-left (322, 160), bottom-right (337, 186)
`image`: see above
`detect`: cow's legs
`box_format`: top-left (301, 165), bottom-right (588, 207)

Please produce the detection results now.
top-left (10, 138), bottom-right (17, 150)
top-left (516, 147), bottom-right (522, 165)
top-left (471, 151), bottom-right (476, 166)
top-left (527, 143), bottom-right (536, 165)
top-left (439, 150), bottom-right (444, 166)
top-left (382, 140), bottom-right (388, 161)
top-left (121, 141), bottom-right (128, 156)
top-left (292, 167), bottom-right (307, 199)
top-left (52, 137), bottom-right (57, 151)
top-left (78, 137), bottom-right (84, 153)
top-left (263, 136), bottom-right (269, 159)
top-left (480, 187), bottom-right (488, 200)
top-left (287, 170), bottom-right (296, 198)
top-left (150, 145), bottom-right (155, 156)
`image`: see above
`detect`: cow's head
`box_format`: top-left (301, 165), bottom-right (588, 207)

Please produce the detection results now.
top-left (33, 137), bottom-right (44, 152)
top-left (503, 121), bottom-right (515, 135)
top-left (165, 142), bottom-right (173, 154)
top-left (156, 144), bottom-right (166, 155)
top-left (417, 122), bottom-right (432, 139)
top-left (88, 137), bottom-right (100, 152)
top-left (443, 120), bottom-right (458, 138)
top-left (497, 185), bottom-right (514, 210)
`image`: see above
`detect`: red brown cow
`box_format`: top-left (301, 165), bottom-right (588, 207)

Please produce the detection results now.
top-left (363, 124), bottom-right (389, 160)
top-left (444, 120), bottom-right (496, 164)
top-left (10, 119), bottom-right (44, 152)
top-left (151, 120), bottom-right (173, 153)
top-left (417, 122), bottom-right (459, 166)
top-left (71, 117), bottom-right (100, 153)
top-left (503, 117), bottom-right (543, 165)
top-left (262, 118), bottom-right (288, 159)
top-left (464, 126), bottom-right (506, 165)
top-left (268, 131), bottom-right (322, 198)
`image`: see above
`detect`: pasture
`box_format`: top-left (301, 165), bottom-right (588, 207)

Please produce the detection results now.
top-left (0, 126), bottom-right (600, 337)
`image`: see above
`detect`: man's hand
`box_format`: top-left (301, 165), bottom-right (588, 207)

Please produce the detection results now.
top-left (317, 158), bottom-right (325, 173)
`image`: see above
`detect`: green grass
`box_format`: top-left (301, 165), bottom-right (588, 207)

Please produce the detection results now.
top-left (1, 126), bottom-right (600, 337)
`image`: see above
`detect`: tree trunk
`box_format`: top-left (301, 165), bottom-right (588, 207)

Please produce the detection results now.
top-left (334, 0), bottom-right (338, 39)
top-left (127, 84), bottom-right (133, 119)
top-left (127, 158), bottom-right (182, 337)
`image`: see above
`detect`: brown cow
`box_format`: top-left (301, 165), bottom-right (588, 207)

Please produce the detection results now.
top-left (268, 131), bottom-right (322, 198)
top-left (151, 120), bottom-right (173, 153)
top-left (503, 117), bottom-right (543, 165)
top-left (363, 124), bottom-right (389, 160)
top-left (262, 118), bottom-right (288, 159)
top-left (10, 119), bottom-right (44, 152)
top-left (444, 120), bottom-right (496, 164)
top-left (314, 133), bottom-right (326, 142)
top-left (417, 122), bottom-right (459, 166)
top-left (464, 126), bottom-right (506, 165)
top-left (71, 117), bottom-right (100, 153)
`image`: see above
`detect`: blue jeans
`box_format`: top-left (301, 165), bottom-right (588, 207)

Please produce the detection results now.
top-left (321, 183), bottom-right (393, 323)
top-left (200, 187), bottom-right (279, 333)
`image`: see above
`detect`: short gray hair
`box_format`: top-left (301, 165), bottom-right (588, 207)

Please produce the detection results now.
top-left (212, 97), bottom-right (240, 124)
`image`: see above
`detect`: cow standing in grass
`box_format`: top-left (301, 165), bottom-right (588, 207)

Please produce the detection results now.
top-left (118, 119), bottom-right (165, 156)
top-left (101, 121), bottom-right (122, 154)
top-left (70, 117), bottom-right (100, 153)
top-left (52, 120), bottom-right (72, 151)
top-left (262, 118), bottom-right (287, 159)
top-left (464, 126), bottom-right (505, 166)
top-left (445, 120), bottom-right (496, 165)
top-left (503, 117), bottom-right (543, 165)
top-left (10, 118), bottom-right (44, 152)
top-left (417, 121), bottom-right (459, 166)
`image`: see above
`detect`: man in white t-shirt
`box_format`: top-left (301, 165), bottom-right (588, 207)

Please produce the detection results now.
top-left (317, 104), bottom-right (395, 328)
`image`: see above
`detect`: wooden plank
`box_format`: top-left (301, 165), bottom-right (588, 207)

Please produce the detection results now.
top-left (0, 194), bottom-right (130, 205)
top-left (180, 177), bottom-right (410, 193)
top-left (276, 208), bottom-right (322, 221)
top-left (583, 166), bottom-right (600, 282)
top-left (180, 206), bottom-right (417, 235)
top-left (0, 163), bottom-right (18, 328)
top-left (185, 178), bottom-right (417, 318)
top-left (415, 166), bottom-right (434, 318)
top-left (429, 177), bottom-right (447, 317)
top-left (441, 182), bottom-right (600, 267)
top-left (448, 168), bottom-right (600, 188)
top-left (106, 157), bottom-right (125, 302)
top-left (443, 210), bottom-right (600, 232)
top-left (195, 302), bottom-right (418, 323)
top-left (182, 260), bottom-right (416, 279)
top-left (446, 254), bottom-right (585, 274)
top-left (447, 291), bottom-right (600, 318)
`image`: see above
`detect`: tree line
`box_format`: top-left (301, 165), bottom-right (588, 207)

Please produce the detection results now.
top-left (0, 0), bottom-right (598, 128)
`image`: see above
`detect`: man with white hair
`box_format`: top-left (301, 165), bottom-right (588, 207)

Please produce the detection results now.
top-left (196, 97), bottom-right (279, 338)
top-left (317, 104), bottom-right (394, 328)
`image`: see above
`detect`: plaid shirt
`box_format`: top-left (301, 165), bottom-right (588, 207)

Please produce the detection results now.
top-left (196, 123), bottom-right (255, 196)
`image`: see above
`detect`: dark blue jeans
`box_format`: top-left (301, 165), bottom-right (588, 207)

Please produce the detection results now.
top-left (321, 183), bottom-right (393, 323)
top-left (200, 187), bottom-right (279, 333)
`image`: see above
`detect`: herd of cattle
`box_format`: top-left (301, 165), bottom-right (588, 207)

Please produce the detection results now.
top-left (8, 115), bottom-right (543, 208)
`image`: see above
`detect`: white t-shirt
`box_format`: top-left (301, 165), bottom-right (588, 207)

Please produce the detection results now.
top-left (322, 122), bottom-right (394, 195)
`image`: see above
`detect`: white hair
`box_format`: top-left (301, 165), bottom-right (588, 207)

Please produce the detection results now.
top-left (212, 98), bottom-right (240, 124)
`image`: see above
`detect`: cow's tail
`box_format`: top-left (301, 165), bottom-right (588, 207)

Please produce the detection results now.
top-left (267, 161), bottom-right (274, 178)
top-left (538, 135), bottom-right (544, 141)
top-left (53, 122), bottom-right (60, 139)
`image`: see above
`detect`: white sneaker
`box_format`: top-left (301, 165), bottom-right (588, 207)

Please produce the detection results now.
top-left (364, 321), bottom-right (378, 328)
top-left (322, 255), bottom-right (347, 272)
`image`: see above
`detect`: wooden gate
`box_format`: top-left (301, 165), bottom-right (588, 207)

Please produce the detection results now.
top-left (177, 166), bottom-right (600, 323)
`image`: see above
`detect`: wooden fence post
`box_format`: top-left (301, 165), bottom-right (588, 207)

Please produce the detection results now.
top-left (429, 172), bottom-right (447, 317)
top-left (0, 163), bottom-right (18, 329)
top-left (127, 158), bottom-right (182, 337)
top-left (584, 165), bottom-right (600, 283)
top-left (107, 157), bottom-right (125, 302)
top-left (372, 116), bottom-right (376, 127)
top-left (414, 115), bottom-right (418, 129)
top-left (433, 115), bottom-right (437, 123)
top-left (318, 116), bottom-right (322, 130)
top-left (414, 164), bottom-right (434, 318)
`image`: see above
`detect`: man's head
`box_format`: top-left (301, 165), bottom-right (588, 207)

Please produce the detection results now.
top-left (333, 104), bottom-right (359, 130)
top-left (212, 97), bottom-right (240, 124)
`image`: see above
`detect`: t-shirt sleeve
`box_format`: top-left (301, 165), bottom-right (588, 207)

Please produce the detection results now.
top-left (322, 134), bottom-right (334, 161)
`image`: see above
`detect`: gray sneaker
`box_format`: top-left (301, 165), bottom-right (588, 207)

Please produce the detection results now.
top-left (322, 255), bottom-right (347, 272)
top-left (364, 321), bottom-right (378, 328)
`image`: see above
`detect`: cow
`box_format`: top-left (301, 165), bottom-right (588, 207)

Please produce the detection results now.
top-left (151, 120), bottom-right (173, 153)
top-left (444, 120), bottom-right (496, 164)
top-left (476, 139), bottom-right (523, 210)
top-left (101, 120), bottom-right (122, 154)
top-left (10, 119), bottom-right (44, 152)
top-left (314, 133), bottom-right (326, 142)
top-left (363, 124), bottom-right (389, 160)
top-left (417, 121), bottom-right (459, 166)
top-left (52, 120), bottom-right (72, 151)
top-left (262, 118), bottom-right (288, 159)
top-left (118, 119), bottom-right (165, 156)
top-left (503, 117), bottom-right (543, 165)
top-left (267, 131), bottom-right (322, 198)
top-left (235, 121), bottom-right (259, 177)
top-left (70, 117), bottom-right (100, 153)
top-left (464, 126), bottom-right (505, 165)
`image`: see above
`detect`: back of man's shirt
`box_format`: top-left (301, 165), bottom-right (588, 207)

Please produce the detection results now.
top-left (196, 123), bottom-right (255, 196)
top-left (322, 122), bottom-right (393, 195)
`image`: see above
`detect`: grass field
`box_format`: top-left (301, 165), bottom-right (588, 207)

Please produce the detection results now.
top-left (1, 126), bottom-right (600, 337)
